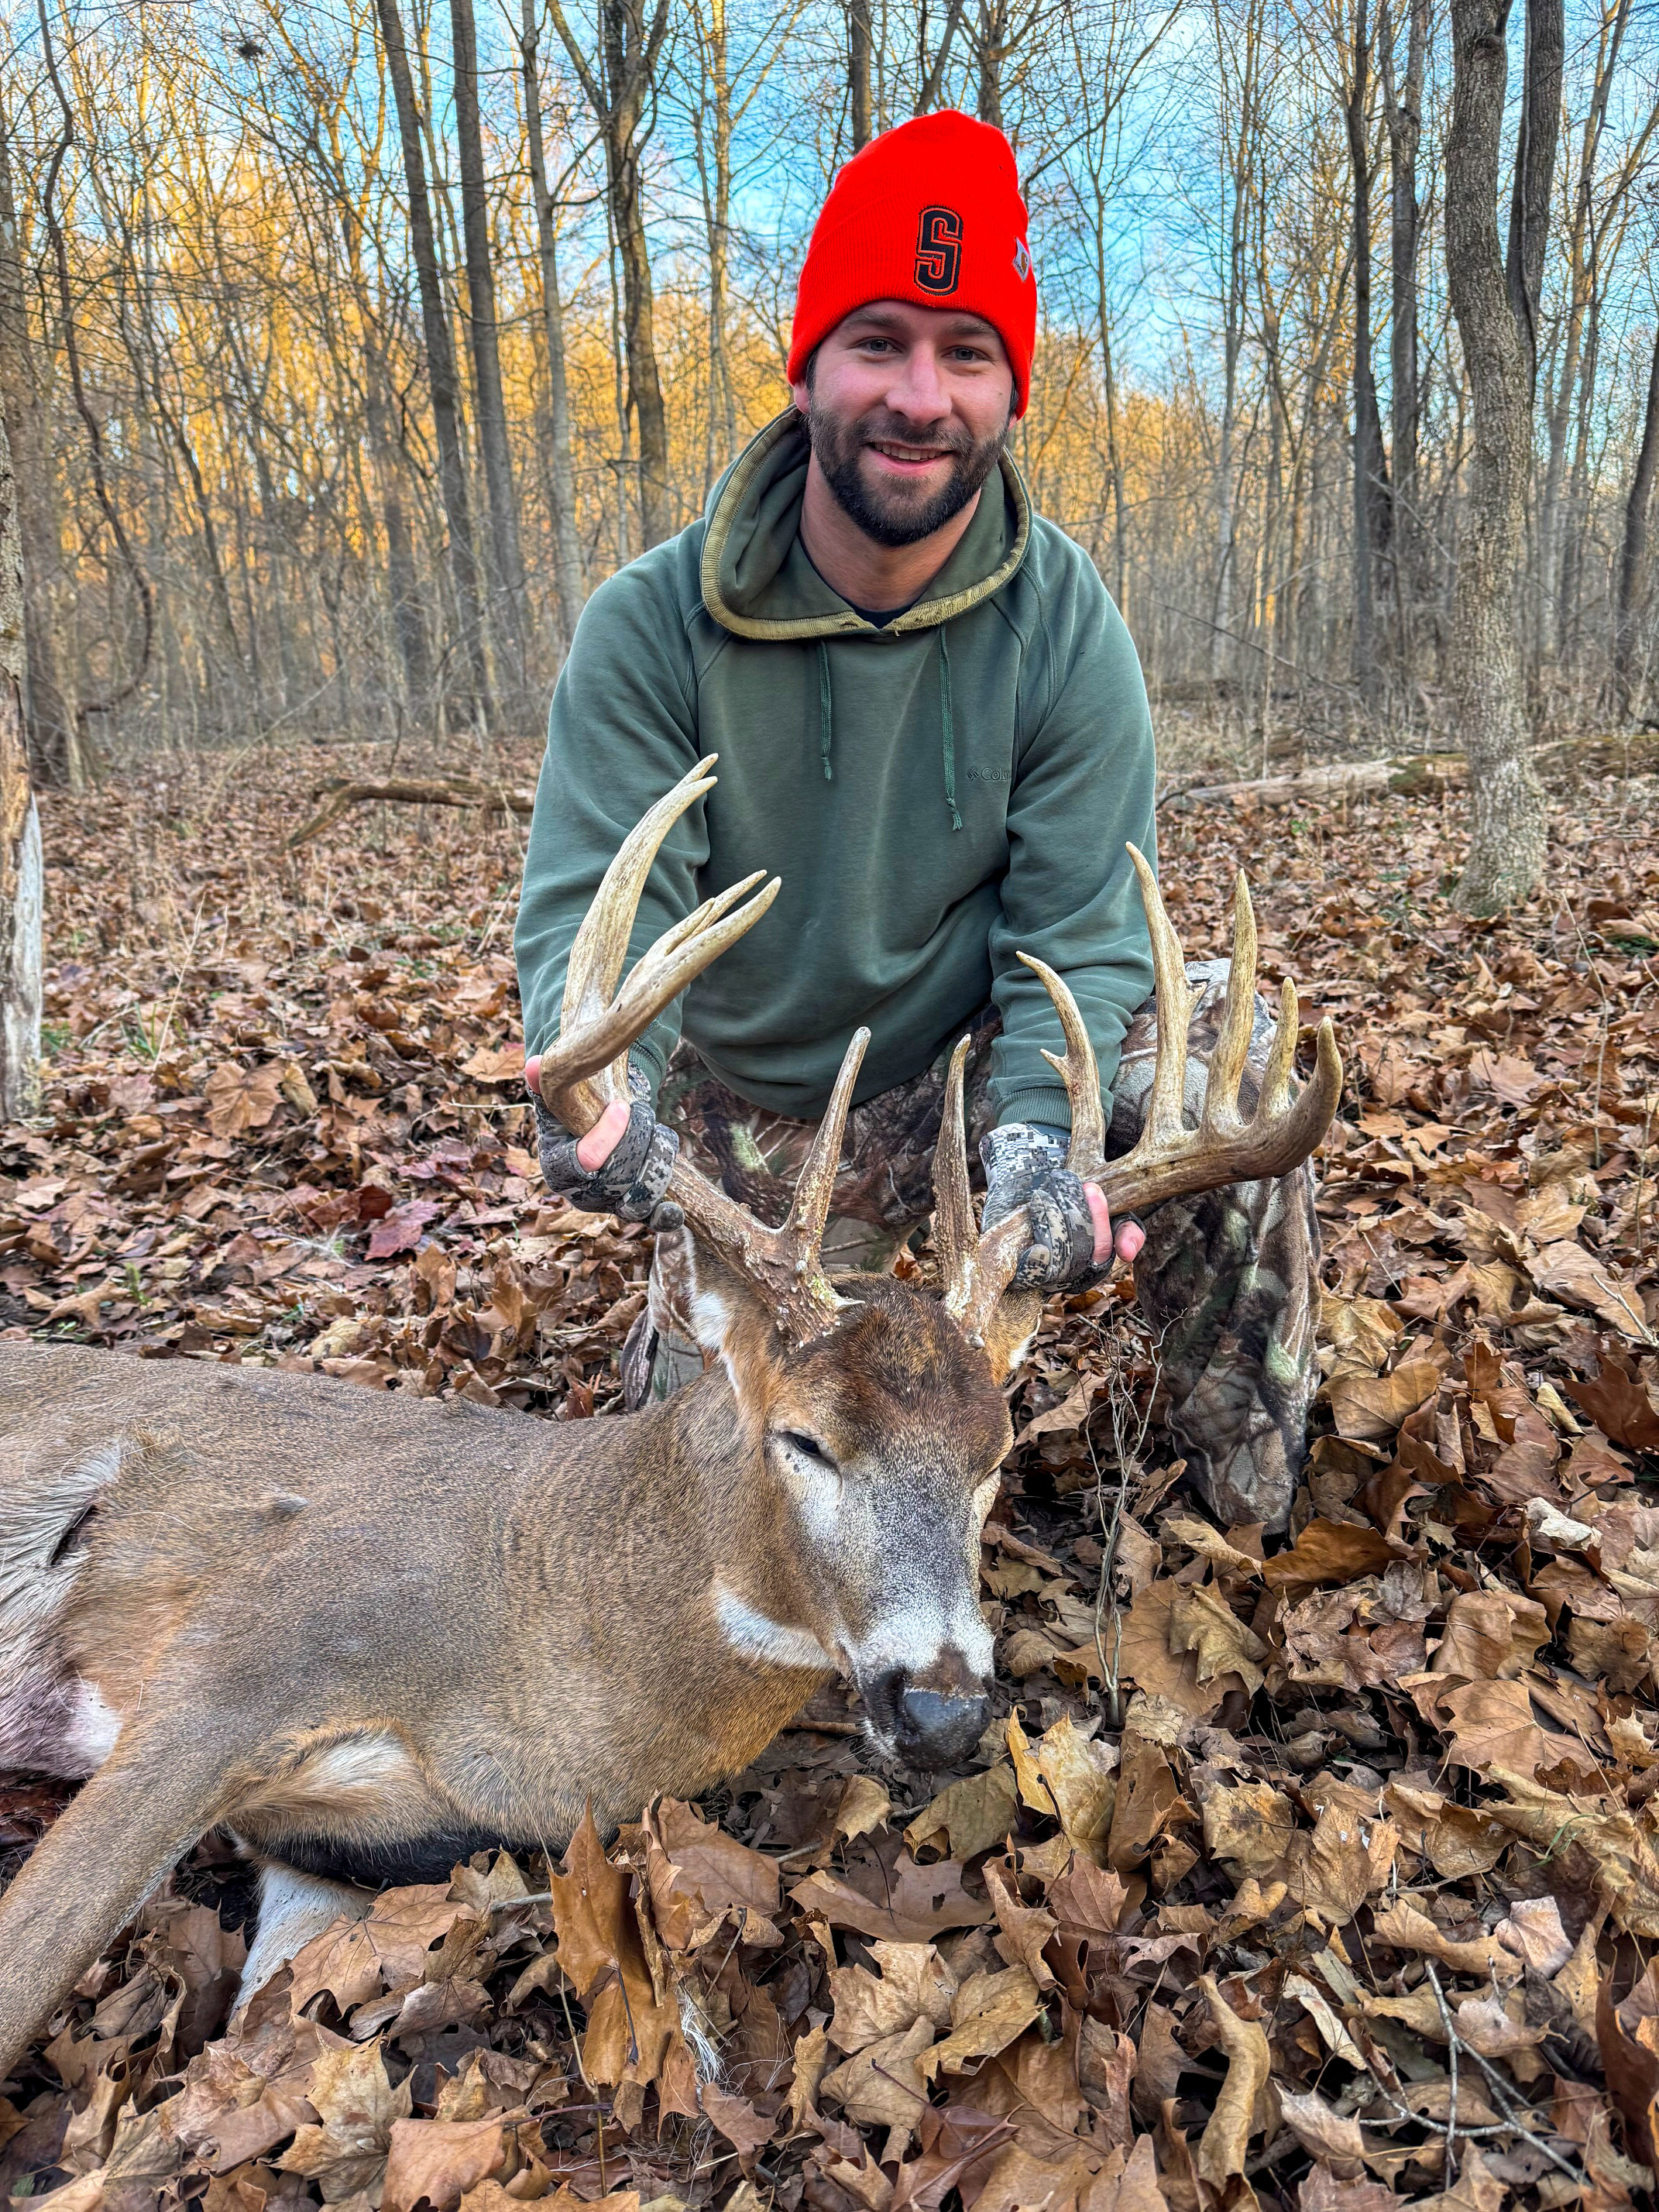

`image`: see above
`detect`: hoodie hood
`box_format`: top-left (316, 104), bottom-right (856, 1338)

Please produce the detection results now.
top-left (699, 408), bottom-right (1032, 641)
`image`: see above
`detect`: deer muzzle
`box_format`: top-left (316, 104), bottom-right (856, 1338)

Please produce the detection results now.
top-left (862, 1656), bottom-right (991, 1771)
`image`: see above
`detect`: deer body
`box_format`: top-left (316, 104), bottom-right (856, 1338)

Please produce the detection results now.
top-left (0, 757), bottom-right (1340, 2083)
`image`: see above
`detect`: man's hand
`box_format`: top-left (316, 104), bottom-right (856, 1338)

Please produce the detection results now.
top-left (525, 1056), bottom-right (681, 1224)
top-left (981, 1121), bottom-right (1144, 1290)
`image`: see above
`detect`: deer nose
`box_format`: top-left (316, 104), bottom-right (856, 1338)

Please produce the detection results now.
top-left (895, 1684), bottom-right (990, 1769)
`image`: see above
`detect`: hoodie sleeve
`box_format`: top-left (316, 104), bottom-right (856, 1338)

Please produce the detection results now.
top-left (514, 549), bottom-right (706, 1100)
top-left (988, 535), bottom-right (1157, 1130)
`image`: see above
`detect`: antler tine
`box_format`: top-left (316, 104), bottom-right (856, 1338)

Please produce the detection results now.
top-left (933, 1036), bottom-right (978, 1315)
top-left (538, 757), bottom-right (781, 1129)
top-left (785, 1028), bottom-right (869, 1272)
top-left (1084, 848), bottom-right (1343, 1218)
top-left (1126, 843), bottom-right (1197, 1148)
top-left (1017, 953), bottom-right (1104, 1173)
top-left (1200, 871), bottom-right (1257, 1140)
top-left (935, 846), bottom-right (1344, 1349)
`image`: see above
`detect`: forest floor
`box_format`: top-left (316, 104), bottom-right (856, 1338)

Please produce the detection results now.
top-left (2, 740), bottom-right (1658, 2212)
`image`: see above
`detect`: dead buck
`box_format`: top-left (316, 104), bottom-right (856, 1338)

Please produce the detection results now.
top-left (0, 759), bottom-right (1340, 2078)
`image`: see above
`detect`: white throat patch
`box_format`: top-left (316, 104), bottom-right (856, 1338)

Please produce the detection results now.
top-left (713, 1582), bottom-right (836, 1674)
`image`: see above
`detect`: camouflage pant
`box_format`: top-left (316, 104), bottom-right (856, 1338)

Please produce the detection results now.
top-left (623, 961), bottom-right (1320, 1530)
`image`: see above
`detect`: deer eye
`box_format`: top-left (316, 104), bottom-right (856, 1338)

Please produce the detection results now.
top-left (778, 1429), bottom-right (835, 1467)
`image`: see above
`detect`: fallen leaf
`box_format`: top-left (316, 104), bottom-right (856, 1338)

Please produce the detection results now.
top-left (1194, 1974), bottom-right (1270, 2183)
top-left (1262, 1517), bottom-right (1405, 1586)
top-left (381, 2118), bottom-right (504, 2212)
top-left (1278, 2089), bottom-right (1365, 2178)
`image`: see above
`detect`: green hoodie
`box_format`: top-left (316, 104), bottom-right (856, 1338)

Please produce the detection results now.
top-left (515, 409), bottom-right (1156, 1130)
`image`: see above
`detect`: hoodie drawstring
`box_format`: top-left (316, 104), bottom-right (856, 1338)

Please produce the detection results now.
top-left (817, 640), bottom-right (833, 781)
top-left (939, 628), bottom-right (962, 831)
top-left (813, 627), bottom-right (961, 827)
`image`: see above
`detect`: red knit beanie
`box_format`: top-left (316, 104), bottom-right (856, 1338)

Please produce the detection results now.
top-left (787, 112), bottom-right (1037, 417)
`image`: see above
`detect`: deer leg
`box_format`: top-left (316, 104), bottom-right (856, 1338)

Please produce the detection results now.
top-left (0, 1716), bottom-right (244, 2083)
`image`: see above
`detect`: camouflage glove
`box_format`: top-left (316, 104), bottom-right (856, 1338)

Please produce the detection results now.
top-left (980, 1121), bottom-right (1101, 1290)
top-left (533, 1061), bottom-right (681, 1226)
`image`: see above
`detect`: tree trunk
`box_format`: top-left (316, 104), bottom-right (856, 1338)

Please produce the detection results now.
top-left (1613, 322), bottom-right (1659, 719)
top-left (1444, 0), bottom-right (1554, 913)
top-left (451, 0), bottom-right (528, 699)
top-left (1345, 0), bottom-right (1390, 707)
top-left (1380, 0), bottom-right (1424, 649)
top-left (0, 109), bottom-right (74, 788)
top-left (375, 0), bottom-right (493, 730)
top-left (977, 0), bottom-right (1007, 127)
top-left (0, 409), bottom-right (43, 1120)
top-left (549, 0), bottom-right (672, 551)
top-left (520, 0), bottom-right (586, 654)
top-left (847, 0), bottom-right (873, 149)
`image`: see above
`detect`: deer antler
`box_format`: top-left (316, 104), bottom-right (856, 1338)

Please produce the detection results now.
top-left (537, 759), bottom-right (868, 1346)
top-left (936, 843), bottom-right (1342, 1345)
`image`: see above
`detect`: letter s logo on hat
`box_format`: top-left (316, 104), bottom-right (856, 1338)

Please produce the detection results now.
top-left (914, 206), bottom-right (963, 294)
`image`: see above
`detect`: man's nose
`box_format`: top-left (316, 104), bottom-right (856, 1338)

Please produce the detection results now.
top-left (894, 1675), bottom-right (990, 1769)
top-left (885, 349), bottom-right (950, 423)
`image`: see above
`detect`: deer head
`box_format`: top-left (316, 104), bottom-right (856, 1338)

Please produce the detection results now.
top-left (538, 760), bottom-right (1341, 1766)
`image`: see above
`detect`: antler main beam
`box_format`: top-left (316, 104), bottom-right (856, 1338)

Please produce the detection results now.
top-left (537, 761), bottom-right (864, 1347)
top-left (937, 843), bottom-right (1342, 1341)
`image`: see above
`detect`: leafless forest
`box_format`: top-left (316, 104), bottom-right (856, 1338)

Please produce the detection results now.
top-left (1, 0), bottom-right (1657, 788)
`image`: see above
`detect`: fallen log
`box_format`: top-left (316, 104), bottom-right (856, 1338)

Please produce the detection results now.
top-left (1159, 731), bottom-right (1659, 811)
top-left (285, 776), bottom-right (535, 849)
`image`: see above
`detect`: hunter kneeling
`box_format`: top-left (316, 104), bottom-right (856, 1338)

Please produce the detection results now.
top-left (517, 109), bottom-right (1323, 1534)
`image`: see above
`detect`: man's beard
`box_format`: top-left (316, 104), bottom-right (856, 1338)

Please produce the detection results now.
top-left (805, 401), bottom-right (1008, 548)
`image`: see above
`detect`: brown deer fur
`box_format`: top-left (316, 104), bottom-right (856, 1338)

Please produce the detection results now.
top-left (0, 1269), bottom-right (1022, 2080)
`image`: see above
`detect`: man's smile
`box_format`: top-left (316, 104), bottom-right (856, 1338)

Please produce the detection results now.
top-left (864, 437), bottom-right (956, 474)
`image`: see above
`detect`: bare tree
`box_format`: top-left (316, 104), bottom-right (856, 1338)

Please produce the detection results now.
top-left (0, 408), bottom-right (41, 1118)
top-left (451, 0), bottom-right (529, 695)
top-left (375, 0), bottom-right (493, 729)
top-left (549, 0), bottom-right (673, 549)
top-left (1379, 0), bottom-right (1427, 643)
top-left (1614, 321), bottom-right (1659, 720)
top-left (519, 0), bottom-right (586, 651)
top-left (846, 0), bottom-right (873, 147)
top-left (1442, 0), bottom-right (1561, 912)
top-left (1342, 0), bottom-right (1389, 706)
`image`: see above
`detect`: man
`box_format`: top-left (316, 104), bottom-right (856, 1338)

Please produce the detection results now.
top-left (516, 111), bottom-right (1318, 1530)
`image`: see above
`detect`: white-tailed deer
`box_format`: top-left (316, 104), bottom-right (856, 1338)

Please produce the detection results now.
top-left (0, 759), bottom-right (1340, 2079)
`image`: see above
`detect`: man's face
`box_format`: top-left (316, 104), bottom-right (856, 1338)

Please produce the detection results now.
top-left (792, 302), bottom-right (1015, 550)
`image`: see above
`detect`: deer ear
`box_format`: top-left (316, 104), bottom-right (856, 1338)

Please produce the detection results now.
top-left (682, 1245), bottom-right (788, 1409)
top-left (981, 1288), bottom-right (1042, 1386)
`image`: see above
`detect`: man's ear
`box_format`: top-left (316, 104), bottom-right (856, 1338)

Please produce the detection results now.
top-left (981, 1287), bottom-right (1042, 1386)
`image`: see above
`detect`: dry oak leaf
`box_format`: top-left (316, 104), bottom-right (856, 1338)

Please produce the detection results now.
top-left (970, 2142), bottom-right (1097, 2212)
top-left (1106, 1738), bottom-right (1194, 1879)
top-left (1194, 1973), bottom-right (1272, 2184)
top-left (819, 2014), bottom-right (936, 2131)
top-left (833, 1774), bottom-right (893, 1846)
top-left (1370, 1899), bottom-right (1521, 1981)
top-left (1077, 2015), bottom-right (1138, 2147)
top-left (1277, 2089), bottom-right (1366, 2178)
top-left (1382, 1780), bottom-right (1510, 1881)
top-left (1262, 1517), bottom-right (1406, 1587)
top-left (1414, 2144), bottom-right (1509, 2212)
top-left (1495, 1894), bottom-right (1572, 1976)
top-left (903, 1760), bottom-right (1019, 1862)
top-left (1161, 1514), bottom-right (1262, 1578)
top-left (788, 1851), bottom-right (992, 1942)
top-left (919, 1963), bottom-right (1042, 2080)
top-left (1324, 1358), bottom-right (1444, 1442)
top-left (1531, 1240), bottom-right (1650, 1339)
top-left (205, 1060), bottom-right (286, 1139)
top-left (826, 1940), bottom-right (957, 2053)
top-left (460, 1044), bottom-right (527, 1084)
top-left (1167, 1582), bottom-right (1268, 1698)
top-left (546, 1807), bottom-right (636, 1997)
top-left (287, 1884), bottom-right (471, 2016)
top-left (1200, 1781), bottom-right (1297, 1881)
top-left (1482, 1768), bottom-right (1659, 1940)
top-left (642, 1794), bottom-right (782, 1950)
top-left (1433, 1678), bottom-right (1604, 1787)
top-left (380, 2118), bottom-right (504, 2212)
top-left (23, 2179), bottom-right (106, 2212)
top-left (1567, 1364), bottom-right (1659, 1452)
top-left (1083, 2130), bottom-right (1168, 2212)
top-left (1298, 2163), bottom-right (1397, 2212)
top-left (1007, 1711), bottom-right (1118, 1863)
top-left (1285, 1804), bottom-right (1398, 1929)
top-left (1115, 1579), bottom-right (1227, 1719)
top-left (697, 2082), bottom-right (777, 2161)
top-left (983, 1857), bottom-right (1059, 1987)
top-left (169, 2013), bottom-right (342, 2172)
top-left (276, 2039), bottom-right (410, 2203)
top-left (1434, 1589), bottom-right (1550, 1681)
